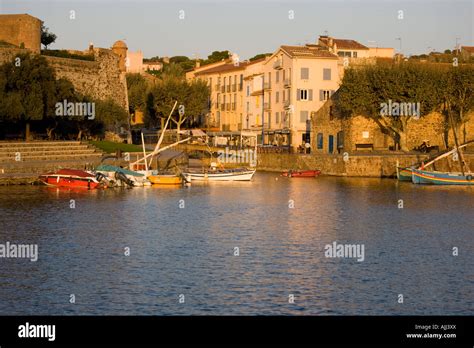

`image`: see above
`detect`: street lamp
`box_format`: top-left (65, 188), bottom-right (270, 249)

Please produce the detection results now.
top-left (395, 37), bottom-right (402, 53)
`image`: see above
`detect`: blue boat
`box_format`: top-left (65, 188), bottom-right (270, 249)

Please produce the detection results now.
top-left (411, 168), bottom-right (474, 185)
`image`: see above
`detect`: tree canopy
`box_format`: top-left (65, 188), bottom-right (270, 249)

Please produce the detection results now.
top-left (335, 63), bottom-right (474, 150)
top-left (0, 53), bottom-right (128, 139)
top-left (41, 24), bottom-right (57, 50)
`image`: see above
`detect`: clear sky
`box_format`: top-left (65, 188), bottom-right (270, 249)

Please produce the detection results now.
top-left (1, 0), bottom-right (472, 59)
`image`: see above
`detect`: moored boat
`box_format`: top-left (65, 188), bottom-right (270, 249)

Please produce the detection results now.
top-left (396, 166), bottom-right (414, 181)
top-left (39, 169), bottom-right (101, 189)
top-left (148, 174), bottom-right (183, 185)
top-left (95, 164), bottom-right (151, 187)
top-left (282, 169), bottom-right (321, 178)
top-left (411, 168), bottom-right (474, 185)
top-left (184, 167), bottom-right (255, 181)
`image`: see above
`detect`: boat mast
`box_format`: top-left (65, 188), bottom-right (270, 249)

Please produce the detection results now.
top-left (448, 111), bottom-right (468, 175)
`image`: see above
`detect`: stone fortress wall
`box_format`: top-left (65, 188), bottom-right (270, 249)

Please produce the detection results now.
top-left (0, 14), bottom-right (42, 52)
top-left (0, 14), bottom-right (128, 111)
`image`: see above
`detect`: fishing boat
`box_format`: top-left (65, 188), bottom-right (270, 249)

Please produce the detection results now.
top-left (95, 164), bottom-right (151, 187)
top-left (39, 169), bottom-right (101, 189)
top-left (409, 111), bottom-right (473, 185)
top-left (411, 168), bottom-right (474, 185)
top-left (282, 169), bottom-right (321, 178)
top-left (184, 165), bottom-right (255, 181)
top-left (396, 140), bottom-right (474, 182)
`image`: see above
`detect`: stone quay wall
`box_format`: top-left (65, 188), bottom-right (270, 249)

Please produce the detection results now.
top-left (256, 152), bottom-right (474, 177)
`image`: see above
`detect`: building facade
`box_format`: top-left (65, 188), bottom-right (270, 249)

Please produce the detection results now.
top-left (192, 60), bottom-right (248, 131)
top-left (261, 44), bottom-right (340, 149)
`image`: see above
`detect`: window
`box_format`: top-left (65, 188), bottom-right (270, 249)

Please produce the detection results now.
top-left (246, 85), bottom-right (250, 96)
top-left (329, 106), bottom-right (334, 120)
top-left (323, 68), bottom-right (331, 80)
top-left (268, 112), bottom-right (271, 128)
top-left (353, 51), bottom-right (358, 58)
top-left (276, 91), bottom-right (279, 103)
top-left (300, 111), bottom-right (309, 122)
top-left (268, 72), bottom-right (271, 84)
top-left (317, 133), bottom-right (323, 149)
top-left (337, 131), bottom-right (344, 148)
top-left (276, 112), bottom-right (280, 124)
top-left (320, 90), bottom-right (331, 101)
top-left (276, 71), bottom-right (280, 83)
top-left (246, 101), bottom-right (250, 112)
top-left (283, 69), bottom-right (286, 81)
top-left (301, 67), bottom-right (309, 79)
top-left (297, 89), bottom-right (313, 101)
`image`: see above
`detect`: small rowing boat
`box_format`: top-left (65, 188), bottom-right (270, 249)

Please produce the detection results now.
top-left (39, 169), bottom-right (101, 189)
top-left (184, 167), bottom-right (255, 181)
top-left (282, 170), bottom-right (321, 178)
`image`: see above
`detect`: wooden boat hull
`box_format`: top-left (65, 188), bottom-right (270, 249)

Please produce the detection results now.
top-left (148, 175), bottom-right (183, 185)
top-left (282, 170), bottom-right (321, 178)
top-left (396, 167), bottom-right (413, 181)
top-left (39, 169), bottom-right (100, 189)
top-left (184, 169), bottom-right (255, 181)
top-left (411, 169), bottom-right (474, 185)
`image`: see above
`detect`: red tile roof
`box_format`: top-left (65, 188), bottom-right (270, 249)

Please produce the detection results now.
top-left (280, 45), bottom-right (338, 59)
top-left (320, 36), bottom-right (369, 50)
top-left (462, 46), bottom-right (474, 53)
top-left (194, 61), bottom-right (251, 76)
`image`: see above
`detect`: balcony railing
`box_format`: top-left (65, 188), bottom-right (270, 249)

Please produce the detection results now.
top-left (263, 82), bottom-right (271, 90)
top-left (232, 102), bottom-right (236, 110)
top-left (226, 85), bottom-right (231, 92)
top-left (221, 86), bottom-right (225, 93)
top-left (273, 59), bottom-right (283, 70)
top-left (226, 103), bottom-right (231, 111)
top-left (263, 102), bottom-right (271, 110)
top-left (284, 100), bottom-right (291, 108)
top-left (284, 79), bottom-right (291, 88)
top-left (221, 104), bottom-right (226, 111)
top-left (232, 84), bottom-right (237, 92)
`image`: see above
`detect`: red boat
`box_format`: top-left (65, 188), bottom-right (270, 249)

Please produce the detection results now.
top-left (282, 169), bottom-right (321, 178)
top-left (39, 169), bottom-right (101, 189)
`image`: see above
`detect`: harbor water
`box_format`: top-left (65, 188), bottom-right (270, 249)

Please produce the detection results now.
top-left (0, 172), bottom-right (472, 315)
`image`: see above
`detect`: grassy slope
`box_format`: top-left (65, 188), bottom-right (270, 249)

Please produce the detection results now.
top-left (90, 141), bottom-right (143, 153)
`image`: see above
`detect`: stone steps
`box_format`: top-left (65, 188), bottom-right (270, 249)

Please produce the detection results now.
top-left (0, 141), bottom-right (105, 182)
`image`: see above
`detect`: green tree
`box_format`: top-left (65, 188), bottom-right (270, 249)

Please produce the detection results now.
top-left (126, 73), bottom-right (148, 114)
top-left (41, 24), bottom-right (57, 50)
top-left (336, 63), bottom-right (444, 151)
top-left (249, 53), bottom-right (271, 61)
top-left (147, 76), bottom-right (210, 132)
top-left (0, 53), bottom-right (58, 139)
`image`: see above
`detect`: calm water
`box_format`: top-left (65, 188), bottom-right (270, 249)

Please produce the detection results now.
top-left (0, 173), bottom-right (473, 315)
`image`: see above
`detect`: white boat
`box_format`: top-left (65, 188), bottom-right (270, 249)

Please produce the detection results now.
top-left (184, 166), bottom-right (256, 181)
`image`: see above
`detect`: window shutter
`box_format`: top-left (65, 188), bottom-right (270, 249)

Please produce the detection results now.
top-left (330, 90), bottom-right (335, 97)
top-left (319, 90), bottom-right (324, 101)
top-left (309, 89), bottom-right (313, 101)
top-left (297, 89), bottom-right (301, 101)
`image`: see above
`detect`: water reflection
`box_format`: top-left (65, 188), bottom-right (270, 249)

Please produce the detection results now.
top-left (0, 173), bottom-right (472, 315)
